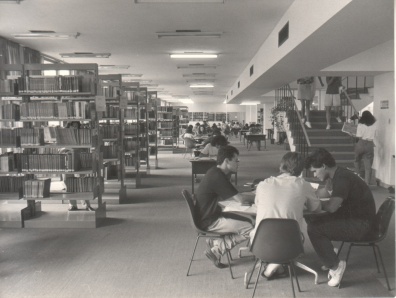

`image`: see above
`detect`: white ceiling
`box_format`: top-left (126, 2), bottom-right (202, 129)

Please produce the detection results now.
top-left (0, 0), bottom-right (294, 103)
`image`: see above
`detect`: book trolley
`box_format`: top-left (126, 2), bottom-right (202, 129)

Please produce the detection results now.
top-left (0, 63), bottom-right (106, 228)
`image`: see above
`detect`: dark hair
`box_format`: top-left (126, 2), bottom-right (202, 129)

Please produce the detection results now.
top-left (305, 148), bottom-right (336, 169)
top-left (211, 135), bottom-right (228, 147)
top-left (212, 128), bottom-right (221, 136)
top-left (217, 145), bottom-right (239, 165)
top-left (186, 126), bottom-right (193, 133)
top-left (67, 121), bottom-right (81, 129)
top-left (280, 152), bottom-right (304, 176)
top-left (359, 111), bottom-right (376, 126)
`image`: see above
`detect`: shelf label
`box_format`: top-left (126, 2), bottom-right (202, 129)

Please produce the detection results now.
top-left (95, 95), bottom-right (106, 112)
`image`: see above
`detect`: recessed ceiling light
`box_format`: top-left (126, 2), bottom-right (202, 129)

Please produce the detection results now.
top-left (135, 0), bottom-right (223, 3)
top-left (60, 52), bottom-right (110, 58)
top-left (170, 53), bottom-right (218, 59)
top-left (177, 64), bottom-right (217, 69)
top-left (121, 74), bottom-right (143, 78)
top-left (179, 99), bottom-right (194, 104)
top-left (190, 84), bottom-right (214, 88)
top-left (13, 31), bottom-right (80, 39)
top-left (99, 65), bottom-right (130, 69)
top-left (240, 101), bottom-right (260, 105)
top-left (157, 30), bottom-right (222, 38)
top-left (186, 79), bottom-right (215, 83)
top-left (0, 0), bottom-right (23, 3)
top-left (183, 73), bottom-right (216, 78)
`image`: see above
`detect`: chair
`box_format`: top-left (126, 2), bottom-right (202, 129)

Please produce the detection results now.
top-left (181, 189), bottom-right (234, 279)
top-left (183, 138), bottom-right (199, 158)
top-left (336, 196), bottom-right (395, 290)
top-left (245, 219), bottom-right (304, 298)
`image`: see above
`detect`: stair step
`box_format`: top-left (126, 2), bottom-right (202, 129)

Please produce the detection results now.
top-left (306, 130), bottom-right (347, 137)
top-left (309, 137), bottom-right (351, 145)
top-left (307, 144), bottom-right (354, 151)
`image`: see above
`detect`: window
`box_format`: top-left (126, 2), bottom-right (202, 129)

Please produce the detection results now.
top-left (278, 21), bottom-right (289, 47)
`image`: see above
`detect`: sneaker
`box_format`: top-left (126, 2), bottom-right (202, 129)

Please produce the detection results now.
top-left (86, 206), bottom-right (95, 211)
top-left (321, 265), bottom-right (329, 271)
top-left (336, 117), bottom-right (342, 123)
top-left (301, 117), bottom-right (306, 123)
top-left (68, 206), bottom-right (78, 211)
top-left (326, 125), bottom-right (331, 130)
top-left (305, 121), bottom-right (312, 128)
top-left (328, 260), bottom-right (346, 287)
top-left (204, 249), bottom-right (228, 269)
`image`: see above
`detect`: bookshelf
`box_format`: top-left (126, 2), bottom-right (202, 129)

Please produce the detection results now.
top-left (147, 91), bottom-right (158, 169)
top-left (98, 74), bottom-right (129, 204)
top-left (188, 112), bottom-right (229, 123)
top-left (157, 104), bottom-right (174, 150)
top-left (0, 63), bottom-right (106, 228)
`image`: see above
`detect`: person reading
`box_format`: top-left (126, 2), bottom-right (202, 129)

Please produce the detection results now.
top-left (195, 145), bottom-right (254, 269)
top-left (250, 152), bottom-right (321, 279)
top-left (199, 135), bottom-right (228, 158)
top-left (305, 148), bottom-right (376, 287)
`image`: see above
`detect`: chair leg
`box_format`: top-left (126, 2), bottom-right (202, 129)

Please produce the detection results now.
top-left (252, 262), bottom-right (264, 298)
top-left (371, 244), bottom-right (381, 273)
top-left (337, 241), bottom-right (344, 257)
top-left (187, 236), bottom-right (200, 276)
top-left (291, 262), bottom-right (301, 292)
top-left (245, 258), bottom-right (259, 289)
top-left (374, 244), bottom-right (392, 291)
top-left (294, 261), bottom-right (318, 284)
top-left (288, 264), bottom-right (296, 298)
top-left (338, 244), bottom-right (353, 289)
top-left (225, 249), bottom-right (234, 279)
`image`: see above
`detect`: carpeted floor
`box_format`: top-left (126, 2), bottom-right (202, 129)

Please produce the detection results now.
top-left (0, 138), bottom-right (394, 298)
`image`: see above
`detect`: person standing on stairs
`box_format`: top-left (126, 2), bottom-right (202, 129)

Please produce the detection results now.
top-left (354, 111), bottom-right (377, 185)
top-left (297, 76), bottom-right (316, 128)
top-left (325, 77), bottom-right (343, 130)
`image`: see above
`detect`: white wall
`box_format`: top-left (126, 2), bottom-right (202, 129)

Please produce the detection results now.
top-left (372, 72), bottom-right (395, 186)
top-left (181, 102), bottom-right (246, 123)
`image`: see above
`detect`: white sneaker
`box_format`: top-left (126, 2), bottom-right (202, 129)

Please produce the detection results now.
top-left (301, 117), bottom-right (305, 123)
top-left (328, 260), bottom-right (346, 287)
top-left (336, 117), bottom-right (342, 123)
top-left (305, 121), bottom-right (312, 128)
top-left (326, 125), bottom-right (331, 130)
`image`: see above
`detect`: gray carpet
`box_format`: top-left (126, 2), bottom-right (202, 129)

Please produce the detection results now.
top-left (0, 139), bottom-right (394, 297)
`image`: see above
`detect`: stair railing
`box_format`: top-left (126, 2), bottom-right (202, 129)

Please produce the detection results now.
top-left (275, 84), bottom-right (311, 160)
top-left (340, 86), bottom-right (359, 122)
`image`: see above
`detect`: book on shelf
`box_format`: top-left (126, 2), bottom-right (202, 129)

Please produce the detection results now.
top-left (23, 178), bottom-right (51, 198)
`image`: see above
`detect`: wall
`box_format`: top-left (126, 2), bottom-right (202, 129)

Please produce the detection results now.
top-left (181, 102), bottom-right (246, 123)
top-left (372, 72), bottom-right (395, 186)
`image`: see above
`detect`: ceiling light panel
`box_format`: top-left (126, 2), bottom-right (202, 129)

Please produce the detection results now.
top-left (121, 74), bottom-right (143, 78)
top-left (60, 52), bottom-right (111, 58)
top-left (99, 65), bottom-right (130, 69)
top-left (157, 30), bottom-right (222, 38)
top-left (190, 83), bottom-right (214, 88)
top-left (13, 31), bottom-right (79, 39)
top-left (177, 64), bottom-right (217, 69)
top-left (183, 73), bottom-right (215, 78)
top-left (136, 0), bottom-right (223, 3)
top-left (170, 53), bottom-right (218, 59)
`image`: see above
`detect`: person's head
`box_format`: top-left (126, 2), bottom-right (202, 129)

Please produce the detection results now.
top-left (212, 128), bottom-right (221, 136)
top-left (195, 122), bottom-right (200, 127)
top-left (217, 145), bottom-right (240, 173)
top-left (305, 148), bottom-right (336, 181)
top-left (199, 126), bottom-right (205, 133)
top-left (186, 126), bottom-right (193, 133)
top-left (211, 135), bottom-right (228, 147)
top-left (212, 123), bottom-right (218, 128)
top-left (359, 110), bottom-right (376, 126)
top-left (279, 152), bottom-right (304, 177)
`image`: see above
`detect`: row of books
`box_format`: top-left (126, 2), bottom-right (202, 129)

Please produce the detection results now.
top-left (0, 174), bottom-right (34, 193)
top-left (158, 122), bottom-right (173, 128)
top-left (157, 106), bottom-right (173, 112)
top-left (0, 152), bottom-right (15, 172)
top-left (103, 144), bottom-right (118, 159)
top-left (124, 138), bottom-right (147, 151)
top-left (23, 178), bottom-right (51, 198)
top-left (158, 130), bottom-right (173, 137)
top-left (101, 125), bottom-right (119, 139)
top-left (0, 103), bottom-right (20, 120)
top-left (64, 176), bottom-right (98, 193)
top-left (20, 102), bottom-right (90, 119)
top-left (17, 75), bottom-right (95, 94)
top-left (0, 79), bottom-right (16, 94)
top-left (101, 86), bottom-right (120, 98)
top-left (44, 127), bottom-right (93, 145)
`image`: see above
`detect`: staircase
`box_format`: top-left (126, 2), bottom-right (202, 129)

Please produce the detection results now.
top-left (288, 110), bottom-right (355, 168)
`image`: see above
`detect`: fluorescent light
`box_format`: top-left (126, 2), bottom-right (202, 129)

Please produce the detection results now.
top-left (121, 74), bottom-right (143, 78)
top-left (177, 64), bottom-right (217, 69)
top-left (140, 84), bottom-right (159, 87)
top-left (179, 99), bottom-right (194, 104)
top-left (157, 31), bottom-right (222, 38)
top-left (183, 73), bottom-right (215, 78)
top-left (99, 65), bottom-right (130, 69)
top-left (60, 52), bottom-right (111, 58)
top-left (240, 101), bottom-right (260, 105)
top-left (190, 84), bottom-right (214, 88)
top-left (13, 32), bottom-right (79, 39)
top-left (0, 0), bottom-right (23, 3)
top-left (136, 0), bottom-right (223, 2)
top-left (170, 53), bottom-right (218, 59)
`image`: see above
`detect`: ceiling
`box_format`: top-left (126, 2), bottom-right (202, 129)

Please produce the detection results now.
top-left (0, 0), bottom-right (294, 104)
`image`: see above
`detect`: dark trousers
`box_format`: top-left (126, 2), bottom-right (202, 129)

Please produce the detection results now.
top-left (307, 217), bottom-right (371, 269)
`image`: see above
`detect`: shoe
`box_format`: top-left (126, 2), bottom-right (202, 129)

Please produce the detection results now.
top-left (336, 117), bottom-right (342, 123)
top-left (261, 264), bottom-right (288, 280)
top-left (68, 206), bottom-right (78, 211)
top-left (321, 265), bottom-right (329, 271)
top-left (204, 249), bottom-right (228, 269)
top-left (86, 206), bottom-right (95, 211)
top-left (305, 121), bottom-right (312, 128)
top-left (206, 238), bottom-right (214, 250)
top-left (326, 125), bottom-right (331, 130)
top-left (328, 260), bottom-right (346, 287)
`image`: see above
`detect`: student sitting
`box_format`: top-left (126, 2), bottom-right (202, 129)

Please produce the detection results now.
top-left (250, 152), bottom-right (321, 279)
top-left (199, 135), bottom-right (228, 158)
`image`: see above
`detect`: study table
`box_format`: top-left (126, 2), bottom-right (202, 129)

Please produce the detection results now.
top-left (219, 198), bottom-right (328, 285)
top-left (239, 130), bottom-right (249, 144)
top-left (189, 158), bottom-right (237, 194)
top-left (244, 134), bottom-right (266, 151)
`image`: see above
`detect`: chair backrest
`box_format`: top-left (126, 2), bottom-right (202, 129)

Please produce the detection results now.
top-left (184, 138), bottom-right (196, 149)
top-left (373, 196), bottom-right (395, 240)
top-left (181, 189), bottom-right (201, 231)
top-left (250, 218), bottom-right (304, 263)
